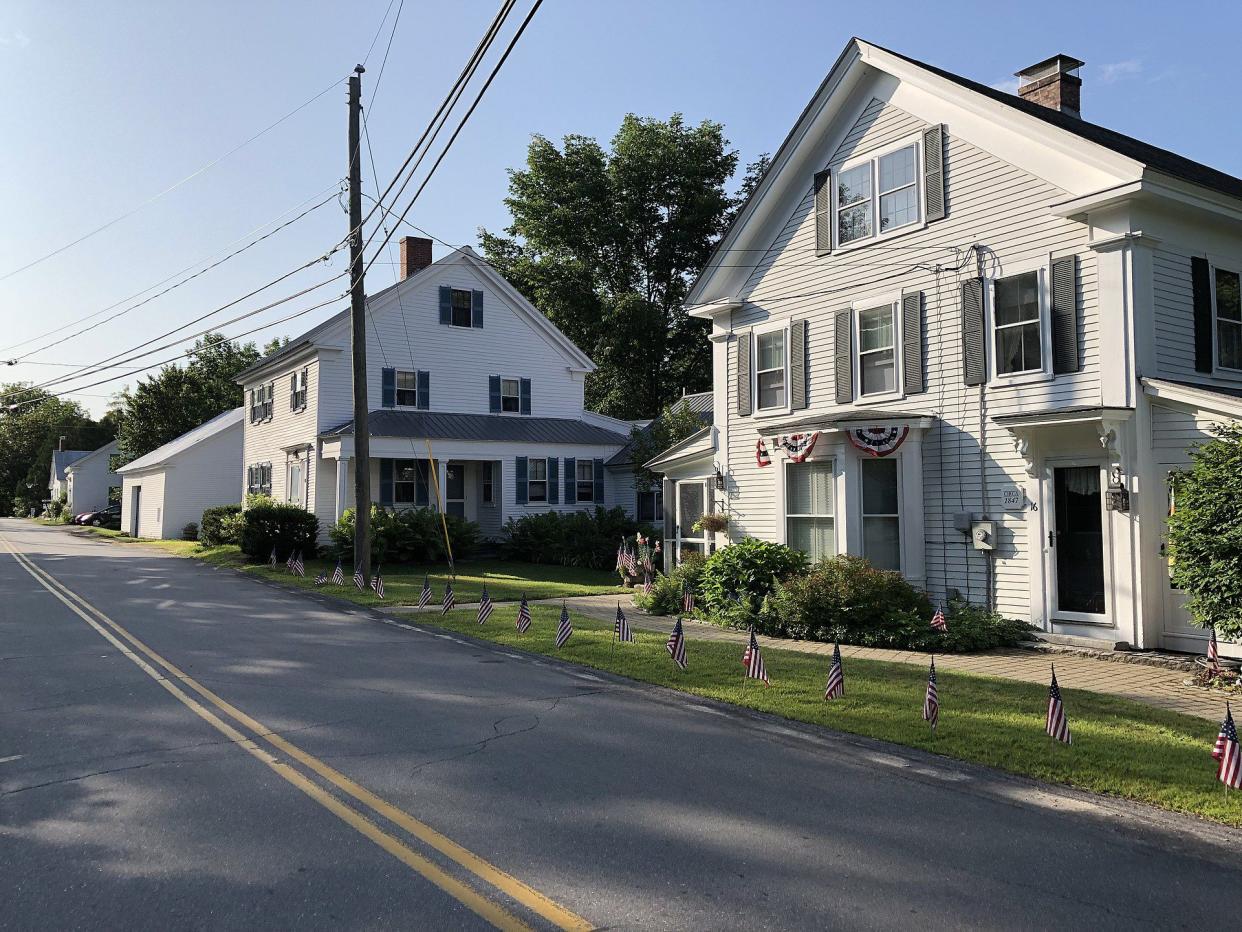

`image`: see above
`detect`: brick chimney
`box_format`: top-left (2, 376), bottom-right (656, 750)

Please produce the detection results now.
top-left (1015, 54), bottom-right (1084, 118)
top-left (399, 236), bottom-right (433, 280)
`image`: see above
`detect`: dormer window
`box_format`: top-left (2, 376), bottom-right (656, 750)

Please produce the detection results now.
top-left (834, 138), bottom-right (923, 249)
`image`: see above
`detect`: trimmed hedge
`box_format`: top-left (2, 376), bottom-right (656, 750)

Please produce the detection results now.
top-left (330, 506), bottom-right (479, 565)
top-left (199, 504), bottom-right (242, 547)
top-left (500, 507), bottom-right (658, 570)
top-left (239, 501), bottom-right (319, 562)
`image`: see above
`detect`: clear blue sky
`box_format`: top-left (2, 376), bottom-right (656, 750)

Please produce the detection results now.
top-left (2, 0), bottom-right (1238, 417)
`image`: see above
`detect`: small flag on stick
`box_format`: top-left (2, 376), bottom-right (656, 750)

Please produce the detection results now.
top-left (442, 583), bottom-right (455, 614)
top-left (286, 549), bottom-right (295, 571)
top-left (931, 606), bottom-right (947, 632)
top-left (477, 586), bottom-right (494, 625)
top-left (314, 570), bottom-right (327, 586)
top-left (1217, 704), bottom-right (1242, 789)
top-left (682, 583), bottom-right (695, 614)
top-left (417, 576), bottom-right (431, 608)
top-left (370, 568), bottom-right (385, 600)
top-left (666, 617), bottom-right (687, 670)
top-left (269, 547), bottom-right (278, 568)
top-left (555, 602), bottom-right (573, 648)
top-left (743, 628), bottom-right (769, 686)
top-left (824, 642), bottom-right (845, 699)
top-left (1046, 665), bottom-right (1071, 744)
top-left (1208, 626), bottom-right (1221, 676)
top-left (332, 559), bottom-right (344, 586)
top-left (614, 603), bottom-right (633, 642)
top-left (615, 539), bottom-right (626, 574)
top-left (515, 594), bottom-right (531, 633)
top-left (923, 658), bottom-right (940, 730)
top-left (291, 551), bottom-right (305, 578)
top-left (353, 567), bottom-right (365, 591)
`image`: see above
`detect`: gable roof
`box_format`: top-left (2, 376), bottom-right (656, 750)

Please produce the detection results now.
top-left (234, 247), bottom-right (595, 383)
top-left (606, 392), bottom-right (714, 467)
top-left (63, 439), bottom-right (119, 473)
top-left (50, 450), bottom-right (89, 482)
top-left (116, 407), bottom-right (243, 474)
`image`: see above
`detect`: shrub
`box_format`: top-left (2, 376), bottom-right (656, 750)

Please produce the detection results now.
top-left (500, 507), bottom-right (657, 570)
top-left (634, 551), bottom-right (707, 615)
top-left (199, 504), bottom-right (242, 547)
top-left (699, 538), bottom-right (807, 616)
top-left (181, 522), bottom-right (199, 542)
top-left (239, 501), bottom-right (319, 562)
top-left (762, 555), bottom-right (1033, 651)
top-left (46, 494), bottom-right (68, 521)
top-left (330, 506), bottom-right (480, 565)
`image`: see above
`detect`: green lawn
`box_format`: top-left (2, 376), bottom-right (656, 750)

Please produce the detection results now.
top-left (424, 605), bottom-right (1242, 828)
top-left (76, 526), bottom-right (246, 563)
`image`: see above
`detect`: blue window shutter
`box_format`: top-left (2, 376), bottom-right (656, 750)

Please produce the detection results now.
top-left (547, 457), bottom-right (559, 504)
top-left (489, 375), bottom-right (501, 413)
top-left (439, 286), bottom-right (452, 325)
top-left (416, 460), bottom-right (429, 506)
top-left (381, 368), bottom-right (396, 407)
top-left (519, 378), bottom-right (531, 415)
top-left (380, 459), bottom-right (394, 505)
top-left (515, 457), bottom-right (528, 504)
top-left (472, 290), bottom-right (484, 328)
top-left (593, 458), bottom-right (604, 504)
top-left (563, 457), bottom-right (576, 503)
top-left (417, 370), bottom-right (430, 410)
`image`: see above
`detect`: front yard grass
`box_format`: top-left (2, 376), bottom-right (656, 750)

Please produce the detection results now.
top-left (426, 604), bottom-right (1242, 829)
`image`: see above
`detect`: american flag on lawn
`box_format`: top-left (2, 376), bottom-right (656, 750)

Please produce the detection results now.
top-left (515, 594), bottom-right (531, 633)
top-left (743, 628), bottom-right (769, 685)
top-left (923, 658), bottom-right (940, 730)
top-left (285, 549), bottom-right (295, 570)
top-left (269, 547), bottom-right (278, 568)
top-left (332, 559), bottom-right (344, 585)
top-left (1046, 665), bottom-right (1071, 744)
top-left (555, 602), bottom-right (573, 647)
top-left (291, 551), bottom-right (305, 577)
top-left (442, 582), bottom-right (455, 614)
top-left (417, 576), bottom-right (432, 608)
top-left (1208, 626), bottom-right (1221, 675)
top-left (643, 573), bottom-right (653, 595)
top-left (682, 583), bottom-right (694, 614)
top-left (370, 568), bottom-right (385, 600)
top-left (314, 569), bottom-right (327, 586)
top-left (666, 617), bottom-right (687, 670)
top-left (824, 642), bottom-right (845, 699)
top-left (353, 567), bottom-right (365, 591)
top-left (477, 586), bottom-right (494, 625)
top-left (615, 539), bottom-right (626, 573)
top-left (614, 603), bottom-right (633, 642)
top-left (1213, 703), bottom-right (1234, 762)
top-left (622, 546), bottom-right (637, 575)
top-left (1217, 704), bottom-right (1242, 789)
top-left (931, 605), bottom-right (947, 632)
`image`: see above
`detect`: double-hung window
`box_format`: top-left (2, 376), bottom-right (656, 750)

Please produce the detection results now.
top-left (450, 288), bottom-right (474, 328)
top-left (756, 329), bottom-right (787, 411)
top-left (861, 458), bottom-right (901, 571)
top-left (994, 270), bottom-right (1044, 376)
top-left (527, 458), bottom-right (548, 503)
top-left (1214, 267), bottom-right (1242, 371)
top-left (786, 461), bottom-right (835, 561)
top-left (501, 378), bottom-right (520, 413)
top-left (395, 370), bottom-right (419, 407)
top-left (290, 368), bottom-right (308, 411)
top-left (394, 459), bottom-right (426, 504)
top-left (637, 487), bottom-right (663, 523)
top-left (857, 304), bottom-right (897, 396)
top-left (836, 140), bottom-right (921, 248)
top-left (575, 460), bottom-right (594, 503)
top-left (878, 145), bottom-right (919, 232)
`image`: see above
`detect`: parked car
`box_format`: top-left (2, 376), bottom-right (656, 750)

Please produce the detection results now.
top-left (78, 503), bottom-right (122, 529)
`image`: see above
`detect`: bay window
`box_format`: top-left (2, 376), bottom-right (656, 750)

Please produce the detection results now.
top-left (786, 461), bottom-right (835, 562)
top-left (862, 458), bottom-right (901, 571)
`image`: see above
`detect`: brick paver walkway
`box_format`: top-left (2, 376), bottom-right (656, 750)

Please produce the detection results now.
top-left (389, 594), bottom-right (1231, 722)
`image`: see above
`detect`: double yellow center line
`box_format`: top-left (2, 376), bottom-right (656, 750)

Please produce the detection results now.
top-left (3, 535), bottom-right (591, 932)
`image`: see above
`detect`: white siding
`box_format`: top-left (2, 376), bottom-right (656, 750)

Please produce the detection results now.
top-left (66, 441), bottom-right (120, 514)
top-left (242, 353), bottom-right (320, 509)
top-left (121, 471), bottom-right (166, 539)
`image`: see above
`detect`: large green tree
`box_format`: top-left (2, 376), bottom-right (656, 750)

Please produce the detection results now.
top-left (482, 115), bottom-right (764, 419)
top-left (117, 333), bottom-right (259, 463)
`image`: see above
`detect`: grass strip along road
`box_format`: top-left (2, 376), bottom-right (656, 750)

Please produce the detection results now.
top-left (424, 604), bottom-right (1242, 829)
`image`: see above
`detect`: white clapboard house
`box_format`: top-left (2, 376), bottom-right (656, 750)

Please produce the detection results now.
top-left (234, 238), bottom-right (638, 543)
top-left (656, 39), bottom-right (1242, 656)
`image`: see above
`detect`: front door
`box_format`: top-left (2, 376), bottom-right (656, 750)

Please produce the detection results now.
top-left (1051, 465), bottom-right (1107, 620)
top-left (445, 463), bottom-right (465, 517)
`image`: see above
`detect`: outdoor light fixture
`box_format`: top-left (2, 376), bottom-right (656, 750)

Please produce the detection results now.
top-left (713, 464), bottom-right (726, 491)
top-left (1105, 464), bottom-right (1130, 513)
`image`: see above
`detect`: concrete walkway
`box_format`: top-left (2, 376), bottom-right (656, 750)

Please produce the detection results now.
top-left (389, 593), bottom-right (1232, 722)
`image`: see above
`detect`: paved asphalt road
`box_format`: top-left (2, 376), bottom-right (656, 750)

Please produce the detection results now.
top-left (2, 519), bottom-right (1240, 930)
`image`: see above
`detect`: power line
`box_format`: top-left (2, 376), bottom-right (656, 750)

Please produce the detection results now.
top-left (361, 0), bottom-right (400, 66)
top-left (0, 77), bottom-right (347, 283)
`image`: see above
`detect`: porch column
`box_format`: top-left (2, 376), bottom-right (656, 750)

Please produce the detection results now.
top-left (335, 456), bottom-right (352, 521)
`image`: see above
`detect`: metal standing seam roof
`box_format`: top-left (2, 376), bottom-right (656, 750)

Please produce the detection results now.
top-left (322, 409), bottom-right (629, 446)
top-left (606, 392), bottom-right (714, 467)
top-left (116, 407), bottom-right (244, 474)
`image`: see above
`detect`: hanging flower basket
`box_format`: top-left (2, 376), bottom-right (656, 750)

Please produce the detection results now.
top-left (694, 512), bottom-right (729, 535)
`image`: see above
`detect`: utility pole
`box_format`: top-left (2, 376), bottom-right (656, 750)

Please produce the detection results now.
top-left (348, 64), bottom-right (372, 584)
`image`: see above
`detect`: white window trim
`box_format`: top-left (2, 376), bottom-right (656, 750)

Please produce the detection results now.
top-left (1041, 457), bottom-right (1115, 627)
top-left (752, 320), bottom-right (791, 415)
top-left (393, 369), bottom-right (421, 409)
top-left (498, 376), bottom-right (523, 416)
top-left (852, 294), bottom-right (904, 405)
top-left (833, 133), bottom-right (925, 252)
top-left (783, 457), bottom-right (839, 562)
top-left (1208, 259), bottom-right (1242, 381)
top-left (859, 454), bottom-right (904, 573)
top-left (987, 260), bottom-right (1054, 387)
top-left (290, 368), bottom-right (309, 412)
top-left (527, 458), bottom-right (548, 503)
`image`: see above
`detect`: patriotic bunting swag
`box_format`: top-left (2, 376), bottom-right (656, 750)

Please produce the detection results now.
top-left (666, 617), bottom-right (687, 670)
top-left (755, 438), bottom-right (772, 468)
top-left (824, 643), bottom-right (844, 699)
top-left (756, 433), bottom-right (820, 467)
top-left (477, 586), bottom-right (493, 625)
top-left (555, 603), bottom-right (573, 648)
top-left (1046, 666), bottom-right (1071, 744)
top-left (848, 426), bottom-right (910, 458)
top-left (515, 594), bottom-right (532, 633)
top-left (923, 658), bottom-right (939, 730)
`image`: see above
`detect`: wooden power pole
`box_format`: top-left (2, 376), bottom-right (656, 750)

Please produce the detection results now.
top-left (348, 64), bottom-right (372, 584)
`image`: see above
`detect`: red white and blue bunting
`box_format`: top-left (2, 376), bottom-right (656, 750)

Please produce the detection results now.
top-left (847, 426), bottom-right (909, 458)
top-left (756, 432), bottom-right (820, 467)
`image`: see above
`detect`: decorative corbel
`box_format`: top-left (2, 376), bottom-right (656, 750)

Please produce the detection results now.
top-left (1010, 429), bottom-right (1037, 478)
top-left (1096, 418), bottom-right (1122, 463)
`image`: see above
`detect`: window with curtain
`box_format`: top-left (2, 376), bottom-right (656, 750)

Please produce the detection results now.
top-left (858, 304), bottom-right (896, 396)
top-left (862, 458), bottom-right (901, 571)
top-left (786, 460), bottom-right (834, 561)
top-left (994, 270), bottom-right (1043, 375)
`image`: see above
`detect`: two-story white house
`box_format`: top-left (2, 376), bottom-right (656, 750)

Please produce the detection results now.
top-left (234, 239), bottom-right (638, 544)
top-left (64, 439), bottom-right (121, 516)
top-left (658, 39), bottom-right (1242, 656)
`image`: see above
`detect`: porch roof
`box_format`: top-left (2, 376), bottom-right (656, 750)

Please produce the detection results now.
top-left (321, 410), bottom-right (628, 446)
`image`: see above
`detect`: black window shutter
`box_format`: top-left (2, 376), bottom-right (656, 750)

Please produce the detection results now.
top-left (379, 459), bottom-right (394, 505)
top-left (902, 292), bottom-right (925, 394)
top-left (519, 378), bottom-right (532, 415)
top-left (1192, 256), bottom-right (1214, 373)
top-left (923, 125), bottom-right (946, 222)
top-left (813, 169), bottom-right (832, 256)
top-left (790, 319), bottom-right (808, 411)
top-left (515, 456), bottom-right (528, 504)
top-left (439, 285), bottom-right (452, 325)
top-left (1051, 256), bottom-right (1080, 374)
top-left (416, 460), bottom-right (429, 506)
top-left (488, 375), bottom-right (501, 413)
top-left (961, 278), bottom-right (986, 386)
top-left (289, 373), bottom-right (297, 410)
top-left (736, 335), bottom-right (752, 416)
top-left (563, 456), bottom-right (576, 503)
top-left (381, 367), bottom-right (396, 407)
top-left (593, 458), bottom-right (604, 504)
top-left (547, 457), bottom-right (559, 504)
top-left (471, 290), bottom-right (484, 328)
top-left (417, 370), bottom-right (430, 410)
top-left (662, 478), bottom-right (675, 546)
top-left (834, 309), bottom-right (853, 404)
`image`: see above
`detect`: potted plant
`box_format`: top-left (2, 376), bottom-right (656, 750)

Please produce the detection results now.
top-left (694, 512), bottom-right (729, 535)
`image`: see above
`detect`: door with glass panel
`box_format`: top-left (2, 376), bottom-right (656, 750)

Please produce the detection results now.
top-left (786, 460), bottom-right (835, 562)
top-left (1049, 464), bottom-right (1107, 620)
top-left (444, 463), bottom-right (466, 517)
top-left (676, 480), bottom-right (708, 559)
top-left (861, 458), bottom-right (901, 571)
